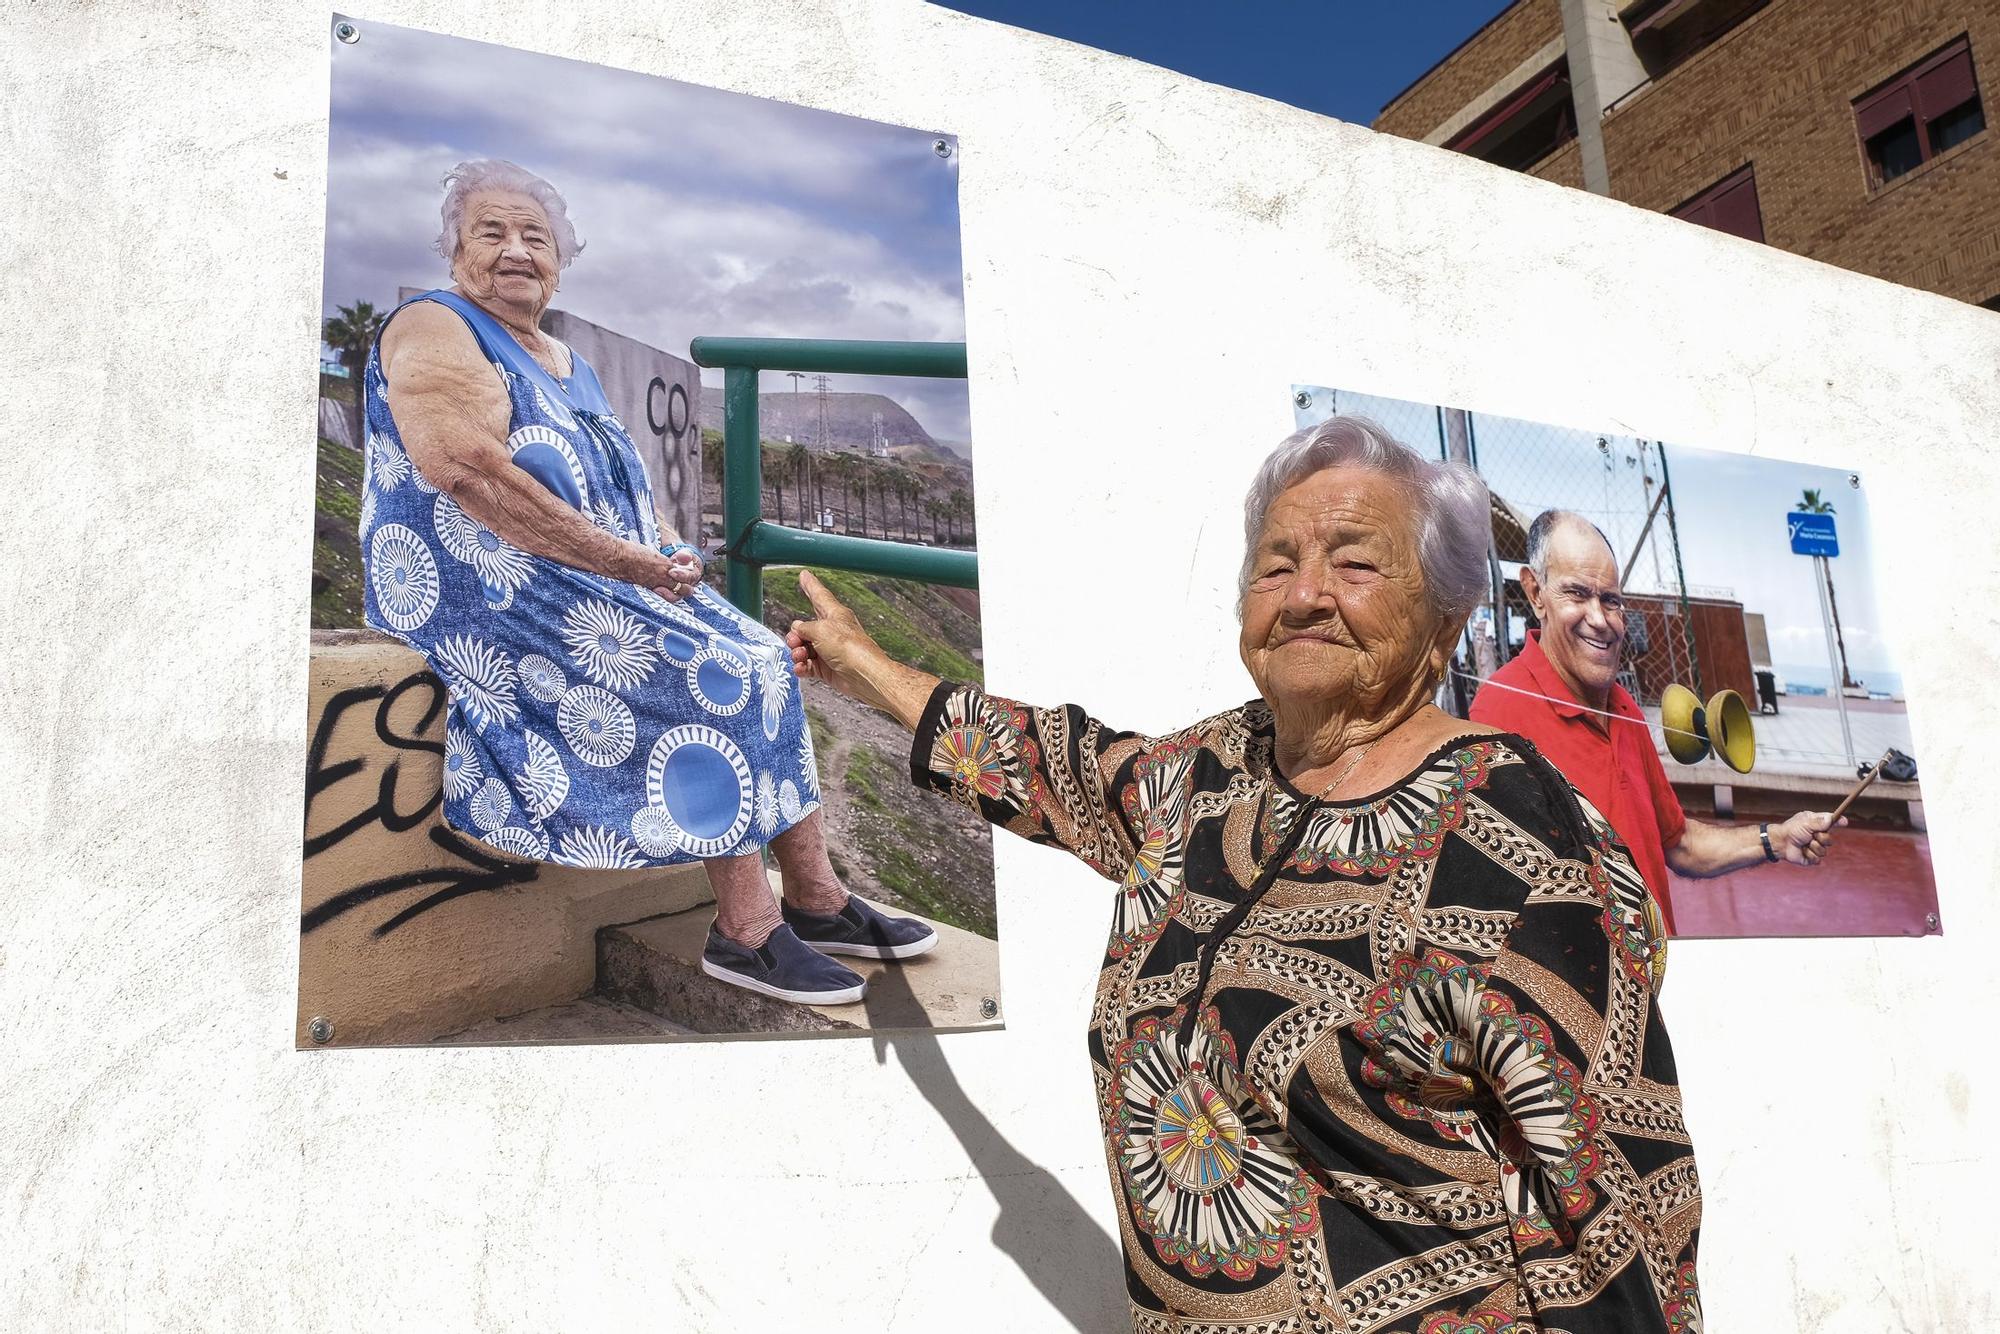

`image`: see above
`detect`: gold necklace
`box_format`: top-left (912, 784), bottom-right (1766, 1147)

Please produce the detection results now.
top-left (1309, 743), bottom-right (1373, 802)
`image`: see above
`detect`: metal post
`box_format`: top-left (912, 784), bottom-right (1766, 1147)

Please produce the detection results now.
top-left (1816, 553), bottom-right (1857, 767)
top-left (1444, 407), bottom-right (1501, 687)
top-left (1655, 442), bottom-right (1702, 698)
top-left (722, 365), bottom-right (762, 613)
top-left (744, 526), bottom-right (977, 587)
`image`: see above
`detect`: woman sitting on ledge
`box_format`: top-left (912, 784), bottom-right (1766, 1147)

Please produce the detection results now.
top-left (358, 158), bottom-right (934, 1007)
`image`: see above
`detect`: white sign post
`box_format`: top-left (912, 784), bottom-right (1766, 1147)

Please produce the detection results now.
top-left (1790, 511), bottom-right (1856, 768)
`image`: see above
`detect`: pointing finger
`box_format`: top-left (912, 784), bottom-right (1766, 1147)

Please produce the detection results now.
top-left (797, 569), bottom-right (843, 617)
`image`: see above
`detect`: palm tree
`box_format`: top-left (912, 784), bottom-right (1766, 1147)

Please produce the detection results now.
top-left (763, 443), bottom-right (784, 526)
top-left (926, 497), bottom-right (944, 545)
top-left (321, 300), bottom-right (384, 448)
top-left (1795, 488), bottom-right (1857, 689)
top-left (826, 455), bottom-right (851, 534)
top-left (786, 442), bottom-right (811, 528)
top-left (855, 459), bottom-right (872, 539)
top-left (948, 488), bottom-right (971, 546)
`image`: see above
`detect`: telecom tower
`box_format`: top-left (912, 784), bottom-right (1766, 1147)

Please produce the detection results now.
top-left (812, 374), bottom-right (833, 454)
top-left (870, 410), bottom-right (887, 458)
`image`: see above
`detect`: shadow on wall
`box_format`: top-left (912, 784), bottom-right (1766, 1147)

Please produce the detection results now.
top-left (864, 964), bottom-right (1126, 1332)
top-left (302, 635), bottom-right (1122, 1324)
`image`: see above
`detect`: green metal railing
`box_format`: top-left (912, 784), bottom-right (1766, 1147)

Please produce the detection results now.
top-left (688, 336), bottom-right (977, 618)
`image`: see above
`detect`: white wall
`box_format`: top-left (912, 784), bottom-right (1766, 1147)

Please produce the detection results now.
top-left (5, 2), bottom-right (1998, 1329)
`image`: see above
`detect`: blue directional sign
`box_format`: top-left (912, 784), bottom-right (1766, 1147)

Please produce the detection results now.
top-left (1788, 511), bottom-right (1839, 557)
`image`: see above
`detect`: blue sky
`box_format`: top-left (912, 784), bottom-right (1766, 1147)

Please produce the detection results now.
top-left (322, 16), bottom-right (971, 439)
top-left (1305, 388), bottom-right (1904, 695)
top-left (930, 0), bottom-right (1515, 127)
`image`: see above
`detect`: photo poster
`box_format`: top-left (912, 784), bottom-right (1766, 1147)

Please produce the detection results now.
top-left (1291, 385), bottom-right (1939, 943)
top-left (302, 16), bottom-right (995, 1048)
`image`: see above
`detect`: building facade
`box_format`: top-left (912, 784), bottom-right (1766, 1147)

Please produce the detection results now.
top-left (1375, 0), bottom-right (2000, 308)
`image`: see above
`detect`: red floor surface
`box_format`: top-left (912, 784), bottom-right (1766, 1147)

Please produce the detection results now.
top-left (1666, 824), bottom-right (1939, 938)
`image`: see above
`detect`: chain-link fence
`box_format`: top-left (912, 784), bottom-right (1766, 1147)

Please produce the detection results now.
top-left (1291, 386), bottom-right (1718, 719)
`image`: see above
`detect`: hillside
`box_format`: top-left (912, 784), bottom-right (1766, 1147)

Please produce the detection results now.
top-left (699, 387), bottom-right (938, 453)
top-left (760, 567), bottom-right (993, 938)
top-left (313, 436), bottom-right (367, 628)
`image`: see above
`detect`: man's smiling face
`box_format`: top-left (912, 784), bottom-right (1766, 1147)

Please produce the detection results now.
top-left (1525, 518), bottom-right (1627, 708)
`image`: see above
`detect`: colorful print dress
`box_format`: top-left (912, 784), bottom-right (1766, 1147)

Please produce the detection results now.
top-left (910, 684), bottom-right (1701, 1333)
top-left (358, 289), bottom-right (820, 867)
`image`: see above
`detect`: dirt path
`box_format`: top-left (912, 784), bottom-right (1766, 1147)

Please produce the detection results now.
top-left (803, 677), bottom-right (998, 938)
top-left (807, 682), bottom-right (882, 901)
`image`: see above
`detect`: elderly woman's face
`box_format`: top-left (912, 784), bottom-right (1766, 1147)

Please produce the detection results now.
top-left (455, 189), bottom-right (560, 311)
top-left (1239, 466), bottom-right (1448, 718)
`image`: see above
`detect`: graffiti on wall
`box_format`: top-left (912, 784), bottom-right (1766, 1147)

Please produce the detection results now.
top-left (302, 669), bottom-right (538, 937)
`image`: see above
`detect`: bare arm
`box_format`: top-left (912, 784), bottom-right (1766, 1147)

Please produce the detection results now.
top-left (380, 303), bottom-right (690, 592)
top-left (784, 570), bottom-right (938, 728)
top-left (1666, 810), bottom-right (1843, 877)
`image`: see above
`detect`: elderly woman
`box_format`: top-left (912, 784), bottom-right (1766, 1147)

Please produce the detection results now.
top-left (791, 418), bottom-right (1702, 1331)
top-left (358, 159), bottom-right (935, 1006)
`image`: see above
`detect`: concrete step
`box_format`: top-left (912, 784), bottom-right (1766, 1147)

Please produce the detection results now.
top-left (598, 896), bottom-right (1004, 1038)
top-left (433, 995), bottom-right (695, 1044)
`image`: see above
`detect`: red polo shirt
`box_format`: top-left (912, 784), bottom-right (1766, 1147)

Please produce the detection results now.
top-left (1468, 631), bottom-right (1685, 933)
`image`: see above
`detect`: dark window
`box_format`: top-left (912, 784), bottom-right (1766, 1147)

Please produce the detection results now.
top-left (1671, 164), bottom-right (1764, 242)
top-left (1624, 0), bottom-right (1770, 80)
top-left (1854, 37), bottom-right (1986, 186)
top-left (1446, 61), bottom-right (1577, 172)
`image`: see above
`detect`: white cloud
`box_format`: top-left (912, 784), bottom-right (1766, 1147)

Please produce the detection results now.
top-left (321, 20), bottom-right (969, 441)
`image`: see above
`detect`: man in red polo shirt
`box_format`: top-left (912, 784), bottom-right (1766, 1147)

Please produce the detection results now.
top-left (1470, 511), bottom-right (1841, 934)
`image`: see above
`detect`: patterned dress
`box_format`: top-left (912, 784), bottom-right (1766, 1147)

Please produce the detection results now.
top-left (358, 289), bottom-right (820, 867)
top-left (910, 684), bottom-right (1701, 1333)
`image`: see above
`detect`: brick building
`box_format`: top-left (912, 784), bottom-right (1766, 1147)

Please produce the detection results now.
top-left (1374, 0), bottom-right (2000, 308)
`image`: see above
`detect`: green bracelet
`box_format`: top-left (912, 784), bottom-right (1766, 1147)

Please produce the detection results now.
top-left (660, 542), bottom-right (698, 561)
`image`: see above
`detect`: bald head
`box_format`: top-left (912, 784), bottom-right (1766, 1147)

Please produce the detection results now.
top-left (1520, 509), bottom-right (1627, 710)
top-left (1525, 510), bottom-right (1615, 585)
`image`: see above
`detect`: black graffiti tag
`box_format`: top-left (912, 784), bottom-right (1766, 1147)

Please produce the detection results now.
top-left (646, 375), bottom-right (691, 444)
top-left (301, 670), bottom-right (538, 936)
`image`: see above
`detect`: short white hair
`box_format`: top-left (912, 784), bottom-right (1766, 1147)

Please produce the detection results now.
top-left (435, 159), bottom-right (583, 270)
top-left (1238, 415), bottom-right (1492, 621)
top-left (1524, 509), bottom-right (1615, 584)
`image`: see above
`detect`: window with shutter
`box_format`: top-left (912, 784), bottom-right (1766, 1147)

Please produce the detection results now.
top-left (1853, 36), bottom-right (1986, 186)
top-left (1444, 61), bottom-right (1578, 173)
top-left (1670, 164), bottom-right (1764, 243)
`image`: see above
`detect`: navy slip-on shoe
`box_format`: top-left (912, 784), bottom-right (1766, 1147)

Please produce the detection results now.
top-left (782, 896), bottom-right (940, 961)
top-left (700, 922), bottom-right (867, 1004)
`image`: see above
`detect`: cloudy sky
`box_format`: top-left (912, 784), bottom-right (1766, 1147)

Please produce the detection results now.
top-left (1319, 388), bottom-right (1902, 695)
top-left (322, 16), bottom-right (971, 441)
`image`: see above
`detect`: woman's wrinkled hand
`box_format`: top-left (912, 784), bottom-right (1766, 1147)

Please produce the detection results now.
top-left (785, 570), bottom-right (892, 710)
top-left (648, 545), bottom-right (704, 603)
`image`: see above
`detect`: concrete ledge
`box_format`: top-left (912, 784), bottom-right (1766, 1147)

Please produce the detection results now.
top-left (598, 893), bottom-right (1004, 1039)
top-left (301, 630), bottom-right (715, 1048)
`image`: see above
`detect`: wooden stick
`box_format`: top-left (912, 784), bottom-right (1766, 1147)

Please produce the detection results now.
top-left (1828, 749), bottom-right (1896, 826)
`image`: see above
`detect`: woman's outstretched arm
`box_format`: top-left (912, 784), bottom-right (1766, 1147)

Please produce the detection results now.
top-left (785, 571), bottom-right (1159, 882)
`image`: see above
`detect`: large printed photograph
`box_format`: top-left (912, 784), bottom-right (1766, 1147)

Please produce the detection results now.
top-left (301, 16), bottom-right (997, 1047)
top-left (1294, 384), bottom-right (1938, 940)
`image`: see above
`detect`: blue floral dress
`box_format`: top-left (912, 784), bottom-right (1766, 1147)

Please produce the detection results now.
top-left (358, 289), bottom-right (820, 867)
